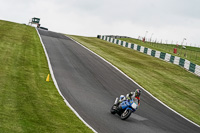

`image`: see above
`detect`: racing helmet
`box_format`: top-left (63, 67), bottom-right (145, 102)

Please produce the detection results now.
top-left (129, 91), bottom-right (134, 97)
top-left (127, 91), bottom-right (134, 99)
top-left (135, 89), bottom-right (141, 97)
top-left (119, 95), bottom-right (125, 102)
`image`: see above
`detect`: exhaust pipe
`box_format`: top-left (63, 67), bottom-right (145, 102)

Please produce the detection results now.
top-left (114, 98), bottom-right (118, 104)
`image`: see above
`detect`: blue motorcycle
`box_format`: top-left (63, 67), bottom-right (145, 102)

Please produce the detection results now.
top-left (110, 97), bottom-right (138, 120)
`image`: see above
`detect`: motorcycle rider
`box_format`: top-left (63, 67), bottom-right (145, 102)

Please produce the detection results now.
top-left (115, 89), bottom-right (141, 106)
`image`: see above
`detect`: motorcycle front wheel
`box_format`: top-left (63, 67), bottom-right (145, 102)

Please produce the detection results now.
top-left (120, 109), bottom-right (132, 120)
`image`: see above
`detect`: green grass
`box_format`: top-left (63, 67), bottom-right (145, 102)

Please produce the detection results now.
top-left (68, 35), bottom-right (200, 126)
top-left (0, 20), bottom-right (93, 133)
top-left (118, 38), bottom-right (200, 65)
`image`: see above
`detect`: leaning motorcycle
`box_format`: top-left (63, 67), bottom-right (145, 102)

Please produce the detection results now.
top-left (110, 97), bottom-right (138, 120)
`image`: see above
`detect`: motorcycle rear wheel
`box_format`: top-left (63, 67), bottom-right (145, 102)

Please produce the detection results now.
top-left (110, 105), bottom-right (117, 114)
top-left (121, 109), bottom-right (132, 120)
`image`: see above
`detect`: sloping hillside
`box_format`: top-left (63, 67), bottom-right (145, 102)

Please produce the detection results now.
top-left (0, 20), bottom-right (92, 133)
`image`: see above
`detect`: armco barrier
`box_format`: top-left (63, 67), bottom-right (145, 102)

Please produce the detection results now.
top-left (98, 35), bottom-right (200, 77)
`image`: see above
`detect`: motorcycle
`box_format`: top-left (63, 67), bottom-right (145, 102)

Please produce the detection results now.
top-left (110, 97), bottom-right (138, 120)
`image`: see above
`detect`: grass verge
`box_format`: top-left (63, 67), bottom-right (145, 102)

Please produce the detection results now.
top-left (0, 20), bottom-right (93, 133)
top-left (68, 35), bottom-right (200, 126)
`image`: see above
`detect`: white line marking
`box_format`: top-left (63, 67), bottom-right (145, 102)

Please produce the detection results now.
top-left (36, 28), bottom-right (98, 133)
top-left (68, 35), bottom-right (200, 128)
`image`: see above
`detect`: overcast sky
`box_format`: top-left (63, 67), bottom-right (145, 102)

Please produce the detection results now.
top-left (1, 0), bottom-right (200, 47)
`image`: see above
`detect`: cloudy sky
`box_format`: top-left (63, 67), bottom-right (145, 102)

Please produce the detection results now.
top-left (1, 0), bottom-right (200, 47)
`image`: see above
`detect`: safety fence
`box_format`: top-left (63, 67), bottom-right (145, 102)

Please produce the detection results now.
top-left (98, 35), bottom-right (200, 77)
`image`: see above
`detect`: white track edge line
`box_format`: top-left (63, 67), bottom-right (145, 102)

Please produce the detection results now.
top-left (36, 28), bottom-right (98, 133)
top-left (67, 35), bottom-right (200, 128)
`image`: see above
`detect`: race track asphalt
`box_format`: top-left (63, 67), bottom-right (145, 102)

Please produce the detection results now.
top-left (38, 29), bottom-right (200, 133)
